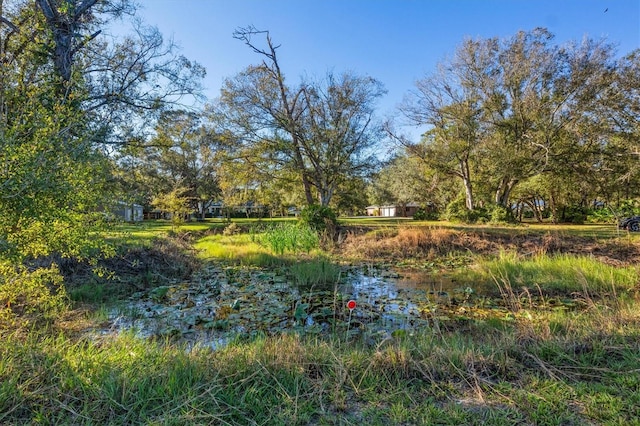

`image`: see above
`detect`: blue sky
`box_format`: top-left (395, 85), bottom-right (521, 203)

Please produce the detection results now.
top-left (130, 0), bottom-right (639, 132)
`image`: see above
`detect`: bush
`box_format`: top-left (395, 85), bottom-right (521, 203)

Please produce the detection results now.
top-left (587, 208), bottom-right (616, 224)
top-left (489, 204), bottom-right (516, 224)
top-left (0, 263), bottom-right (69, 328)
top-left (557, 206), bottom-right (587, 224)
top-left (413, 208), bottom-right (439, 221)
top-left (299, 204), bottom-right (337, 232)
top-left (617, 199), bottom-right (640, 217)
top-left (444, 198), bottom-right (488, 223)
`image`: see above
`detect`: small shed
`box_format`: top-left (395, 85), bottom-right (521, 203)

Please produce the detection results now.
top-left (114, 202), bottom-right (144, 222)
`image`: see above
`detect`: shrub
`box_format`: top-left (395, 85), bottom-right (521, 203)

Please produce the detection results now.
top-left (413, 208), bottom-right (439, 221)
top-left (299, 204), bottom-right (337, 232)
top-left (489, 204), bottom-right (516, 224)
top-left (444, 198), bottom-right (488, 223)
top-left (557, 206), bottom-right (587, 224)
top-left (587, 208), bottom-right (616, 224)
top-left (0, 262), bottom-right (69, 328)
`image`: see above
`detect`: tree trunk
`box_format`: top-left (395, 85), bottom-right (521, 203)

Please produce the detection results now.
top-left (302, 175), bottom-right (314, 205)
top-left (549, 193), bottom-right (558, 223)
top-left (463, 178), bottom-right (474, 210)
top-left (495, 177), bottom-right (518, 207)
top-left (459, 159), bottom-right (474, 210)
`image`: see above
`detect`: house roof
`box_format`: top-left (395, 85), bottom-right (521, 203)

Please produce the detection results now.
top-left (366, 203), bottom-right (420, 209)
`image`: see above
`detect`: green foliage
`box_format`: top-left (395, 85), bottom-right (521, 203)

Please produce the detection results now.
top-left (152, 187), bottom-right (192, 229)
top-left (299, 204), bottom-right (337, 232)
top-left (0, 5), bottom-right (113, 263)
top-left (489, 204), bottom-right (516, 224)
top-left (0, 106), bottom-right (111, 262)
top-left (556, 206), bottom-right (587, 224)
top-left (260, 223), bottom-right (319, 255)
top-left (617, 199), bottom-right (640, 217)
top-left (476, 252), bottom-right (639, 295)
top-left (413, 207), bottom-right (439, 221)
top-left (0, 263), bottom-right (69, 328)
top-left (444, 198), bottom-right (488, 223)
top-left (587, 208), bottom-right (616, 224)
top-left (287, 258), bottom-right (341, 290)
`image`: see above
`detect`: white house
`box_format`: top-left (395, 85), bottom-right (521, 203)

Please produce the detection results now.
top-left (365, 203), bottom-right (420, 217)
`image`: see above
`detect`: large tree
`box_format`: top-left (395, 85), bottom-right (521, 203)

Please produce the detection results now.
top-left (120, 110), bottom-right (221, 218)
top-left (0, 0), bottom-right (204, 259)
top-left (398, 28), bottom-right (617, 211)
top-left (215, 26), bottom-right (385, 207)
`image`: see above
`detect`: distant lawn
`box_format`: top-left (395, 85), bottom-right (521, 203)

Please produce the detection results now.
top-left (105, 217), bottom-right (636, 251)
top-left (341, 216), bottom-right (633, 240)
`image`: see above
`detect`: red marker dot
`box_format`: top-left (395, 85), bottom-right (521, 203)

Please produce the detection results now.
top-left (347, 300), bottom-right (356, 310)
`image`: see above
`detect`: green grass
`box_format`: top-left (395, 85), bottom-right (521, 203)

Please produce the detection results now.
top-left (260, 223), bottom-right (320, 255)
top-left (194, 233), bottom-right (283, 267)
top-left (466, 251), bottom-right (640, 296)
top-left (4, 218), bottom-right (640, 424)
top-left (287, 257), bottom-right (341, 290)
top-left (2, 298), bottom-right (640, 424)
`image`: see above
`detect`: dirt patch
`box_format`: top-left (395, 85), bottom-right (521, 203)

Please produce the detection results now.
top-left (338, 226), bottom-right (640, 266)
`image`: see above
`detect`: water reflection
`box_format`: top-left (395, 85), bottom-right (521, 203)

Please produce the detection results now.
top-left (97, 264), bottom-right (488, 348)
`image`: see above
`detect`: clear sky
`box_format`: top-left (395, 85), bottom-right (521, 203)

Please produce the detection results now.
top-left (129, 0), bottom-right (640, 132)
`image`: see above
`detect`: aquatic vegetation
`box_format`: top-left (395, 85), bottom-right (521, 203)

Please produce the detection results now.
top-left (260, 223), bottom-right (320, 255)
top-left (286, 257), bottom-right (341, 290)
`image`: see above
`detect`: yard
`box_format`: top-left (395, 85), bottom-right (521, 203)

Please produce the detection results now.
top-left (1, 218), bottom-right (639, 425)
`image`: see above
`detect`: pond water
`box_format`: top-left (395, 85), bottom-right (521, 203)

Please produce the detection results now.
top-left (100, 264), bottom-right (494, 350)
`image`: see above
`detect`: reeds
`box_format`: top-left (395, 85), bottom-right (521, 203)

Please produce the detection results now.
top-left (260, 223), bottom-right (319, 255)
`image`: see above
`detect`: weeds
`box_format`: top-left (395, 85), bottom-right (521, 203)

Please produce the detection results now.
top-left (0, 262), bottom-right (69, 329)
top-left (260, 223), bottom-right (319, 255)
top-left (287, 257), bottom-right (341, 290)
top-left (479, 251), bottom-right (639, 297)
top-left (3, 300), bottom-right (640, 425)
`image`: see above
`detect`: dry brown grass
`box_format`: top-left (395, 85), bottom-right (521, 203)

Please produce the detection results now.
top-left (338, 226), bottom-right (640, 266)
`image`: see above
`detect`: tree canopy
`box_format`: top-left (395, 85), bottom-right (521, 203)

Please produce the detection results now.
top-left (214, 26), bottom-right (386, 207)
top-left (392, 28), bottom-right (638, 221)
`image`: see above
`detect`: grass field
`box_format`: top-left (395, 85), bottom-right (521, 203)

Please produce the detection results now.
top-left (2, 218), bottom-right (639, 424)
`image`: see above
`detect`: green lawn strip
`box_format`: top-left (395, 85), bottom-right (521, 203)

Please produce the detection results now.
top-left (456, 252), bottom-right (639, 297)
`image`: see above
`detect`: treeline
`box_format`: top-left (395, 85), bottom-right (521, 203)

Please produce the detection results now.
top-left (122, 28), bottom-right (639, 224)
top-left (373, 28), bottom-right (639, 223)
top-left (2, 2), bottom-right (640, 269)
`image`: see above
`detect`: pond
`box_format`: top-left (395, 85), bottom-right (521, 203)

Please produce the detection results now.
top-left (101, 263), bottom-right (498, 350)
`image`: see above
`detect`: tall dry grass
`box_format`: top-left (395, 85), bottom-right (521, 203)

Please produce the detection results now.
top-left (341, 227), bottom-right (479, 260)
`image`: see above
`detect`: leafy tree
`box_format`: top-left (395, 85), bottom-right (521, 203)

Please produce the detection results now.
top-left (397, 28), bottom-right (619, 214)
top-left (0, 0), bottom-right (204, 260)
top-left (151, 186), bottom-right (191, 229)
top-left (397, 65), bottom-right (484, 210)
top-left (369, 154), bottom-right (435, 207)
top-left (215, 26), bottom-right (385, 207)
top-left (299, 72), bottom-right (385, 206)
top-left (137, 110), bottom-right (221, 218)
top-left (0, 0), bottom-right (204, 329)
